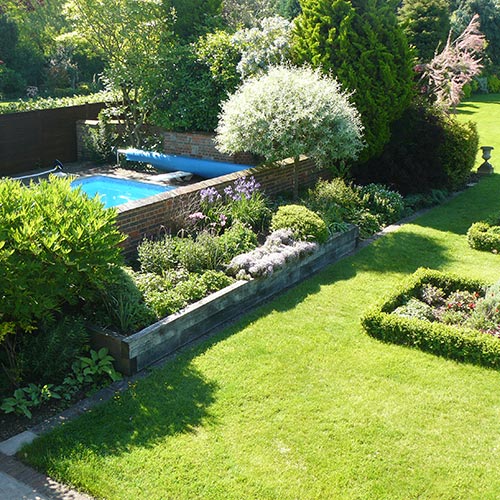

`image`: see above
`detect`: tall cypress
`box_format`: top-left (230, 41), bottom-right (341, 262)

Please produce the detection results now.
top-left (293, 0), bottom-right (415, 161)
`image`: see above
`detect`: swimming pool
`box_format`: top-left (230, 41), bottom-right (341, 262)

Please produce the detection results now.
top-left (71, 175), bottom-right (174, 208)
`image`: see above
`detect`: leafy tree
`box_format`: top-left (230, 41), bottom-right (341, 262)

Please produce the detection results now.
top-left (164, 0), bottom-right (222, 40)
top-left (421, 13), bottom-right (485, 108)
top-left (216, 65), bottom-right (364, 198)
top-left (293, 0), bottom-right (415, 161)
top-left (233, 16), bottom-right (293, 78)
top-left (147, 43), bottom-right (232, 132)
top-left (398, 0), bottom-right (451, 61)
top-left (222, 0), bottom-right (281, 27)
top-left (65, 0), bottom-right (175, 145)
top-left (451, 0), bottom-right (500, 70)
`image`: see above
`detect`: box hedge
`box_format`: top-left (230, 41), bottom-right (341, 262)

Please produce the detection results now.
top-left (361, 268), bottom-right (500, 369)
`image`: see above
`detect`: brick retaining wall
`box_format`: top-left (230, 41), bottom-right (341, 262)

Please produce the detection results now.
top-left (116, 157), bottom-right (332, 256)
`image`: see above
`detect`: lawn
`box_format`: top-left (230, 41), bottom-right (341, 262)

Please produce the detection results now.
top-left (22, 95), bottom-right (500, 500)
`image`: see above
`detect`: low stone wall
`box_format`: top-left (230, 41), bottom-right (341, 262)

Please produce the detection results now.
top-left (116, 157), bottom-right (332, 257)
top-left (91, 225), bottom-right (359, 375)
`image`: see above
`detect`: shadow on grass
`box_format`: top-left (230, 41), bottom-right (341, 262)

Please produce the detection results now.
top-left (22, 228), bottom-right (450, 468)
top-left (413, 176), bottom-right (500, 235)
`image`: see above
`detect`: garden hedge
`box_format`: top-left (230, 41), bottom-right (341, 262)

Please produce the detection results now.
top-left (361, 268), bottom-right (500, 369)
top-left (467, 221), bottom-right (500, 253)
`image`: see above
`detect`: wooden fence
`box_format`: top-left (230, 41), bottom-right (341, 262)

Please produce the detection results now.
top-left (0, 102), bottom-right (106, 176)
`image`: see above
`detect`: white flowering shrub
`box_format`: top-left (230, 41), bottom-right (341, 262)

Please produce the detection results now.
top-left (227, 229), bottom-right (318, 279)
top-left (215, 65), bottom-right (364, 171)
top-left (232, 16), bottom-right (293, 79)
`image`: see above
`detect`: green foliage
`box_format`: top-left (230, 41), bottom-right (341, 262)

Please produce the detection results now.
top-left (195, 30), bottom-right (241, 95)
top-left (18, 316), bottom-right (89, 385)
top-left (398, 0), bottom-right (451, 61)
top-left (165, 0), bottom-right (222, 40)
top-left (216, 65), bottom-right (364, 172)
top-left (137, 270), bottom-right (234, 318)
top-left (356, 101), bottom-right (477, 194)
top-left (304, 178), bottom-right (404, 238)
top-left (361, 268), bottom-right (500, 370)
top-left (218, 221), bottom-right (259, 260)
top-left (1, 348), bottom-right (120, 419)
top-left (451, 0), bottom-right (500, 69)
top-left (487, 74), bottom-right (500, 92)
top-left (147, 43), bottom-right (228, 132)
top-left (232, 16), bottom-right (293, 78)
top-left (293, 0), bottom-right (415, 161)
top-left (195, 178), bottom-right (272, 234)
top-left (358, 184), bottom-right (405, 226)
top-left (0, 91), bottom-right (110, 115)
top-left (467, 221), bottom-right (500, 252)
top-left (271, 204), bottom-right (329, 243)
top-left (138, 235), bottom-right (179, 274)
top-left (86, 267), bottom-right (157, 335)
top-left (440, 117), bottom-right (479, 190)
top-left (0, 177), bottom-right (124, 383)
top-left (0, 66), bottom-right (26, 95)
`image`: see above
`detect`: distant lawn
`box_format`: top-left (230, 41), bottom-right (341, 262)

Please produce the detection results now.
top-left (456, 93), bottom-right (500, 167)
top-left (22, 96), bottom-right (500, 499)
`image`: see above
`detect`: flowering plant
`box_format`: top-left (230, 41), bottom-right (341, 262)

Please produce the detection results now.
top-left (190, 176), bottom-right (271, 234)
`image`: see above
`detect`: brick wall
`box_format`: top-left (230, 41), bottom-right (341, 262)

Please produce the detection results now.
top-left (77, 121), bottom-right (257, 165)
top-left (162, 131), bottom-right (256, 165)
top-left (117, 157), bottom-right (332, 257)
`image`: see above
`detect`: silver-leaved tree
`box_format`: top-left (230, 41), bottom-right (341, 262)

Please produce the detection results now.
top-left (215, 65), bottom-right (364, 198)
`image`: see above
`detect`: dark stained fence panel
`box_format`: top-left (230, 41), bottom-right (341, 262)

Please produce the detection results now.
top-left (0, 102), bottom-right (105, 176)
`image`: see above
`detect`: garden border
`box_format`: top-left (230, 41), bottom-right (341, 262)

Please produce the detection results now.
top-left (92, 225), bottom-right (359, 375)
top-left (361, 268), bottom-right (500, 369)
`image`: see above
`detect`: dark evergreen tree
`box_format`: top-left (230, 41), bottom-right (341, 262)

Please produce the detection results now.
top-left (398, 0), bottom-right (451, 61)
top-left (451, 0), bottom-right (500, 70)
top-left (293, 0), bottom-right (415, 161)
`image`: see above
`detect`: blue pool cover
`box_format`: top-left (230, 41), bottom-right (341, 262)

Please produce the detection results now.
top-left (71, 175), bottom-right (174, 208)
top-left (119, 149), bottom-right (252, 178)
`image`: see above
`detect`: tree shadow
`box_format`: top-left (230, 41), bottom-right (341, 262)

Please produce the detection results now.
top-left (23, 228), bottom-right (449, 467)
top-left (413, 177), bottom-right (500, 235)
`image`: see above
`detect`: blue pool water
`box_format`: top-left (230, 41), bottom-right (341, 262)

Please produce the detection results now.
top-left (71, 175), bottom-right (174, 208)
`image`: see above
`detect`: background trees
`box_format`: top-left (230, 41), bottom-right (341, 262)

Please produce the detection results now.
top-left (293, 0), bottom-right (415, 161)
top-left (398, 0), bottom-right (451, 61)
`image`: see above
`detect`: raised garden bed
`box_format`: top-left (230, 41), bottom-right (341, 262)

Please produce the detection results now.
top-left (91, 225), bottom-right (358, 375)
top-left (361, 268), bottom-right (500, 369)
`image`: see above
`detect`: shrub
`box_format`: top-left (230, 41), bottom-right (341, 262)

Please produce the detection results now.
top-left (361, 268), bottom-right (500, 370)
top-left (467, 221), bottom-right (500, 253)
top-left (487, 74), bottom-right (500, 93)
top-left (439, 118), bottom-right (479, 191)
top-left (0, 176), bottom-right (124, 386)
top-left (139, 270), bottom-right (234, 318)
top-left (86, 267), bottom-right (157, 335)
top-left (18, 316), bottom-right (89, 386)
top-left (138, 235), bottom-right (179, 275)
top-left (176, 232), bottom-right (224, 273)
top-left (227, 229), bottom-right (318, 278)
top-left (216, 65), bottom-right (364, 189)
top-left (271, 204), bottom-right (328, 243)
top-left (355, 102), bottom-right (478, 194)
top-left (218, 221), bottom-right (258, 262)
top-left (358, 184), bottom-right (404, 226)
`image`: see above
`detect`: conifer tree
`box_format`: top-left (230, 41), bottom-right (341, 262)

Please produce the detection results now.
top-left (293, 0), bottom-right (415, 160)
top-left (398, 0), bottom-right (451, 61)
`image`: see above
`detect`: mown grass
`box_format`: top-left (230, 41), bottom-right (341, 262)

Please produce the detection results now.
top-left (22, 96), bottom-right (500, 499)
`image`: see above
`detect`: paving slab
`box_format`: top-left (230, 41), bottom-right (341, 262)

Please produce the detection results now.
top-left (0, 431), bottom-right (38, 456)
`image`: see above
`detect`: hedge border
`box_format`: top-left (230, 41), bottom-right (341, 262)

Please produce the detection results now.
top-left (361, 268), bottom-right (500, 369)
top-left (467, 221), bottom-right (500, 253)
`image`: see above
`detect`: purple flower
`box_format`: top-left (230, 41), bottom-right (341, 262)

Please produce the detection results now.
top-left (200, 187), bottom-right (221, 203)
top-left (219, 214), bottom-right (228, 227)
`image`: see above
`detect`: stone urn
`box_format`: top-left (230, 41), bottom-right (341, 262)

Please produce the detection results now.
top-left (477, 146), bottom-right (494, 175)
